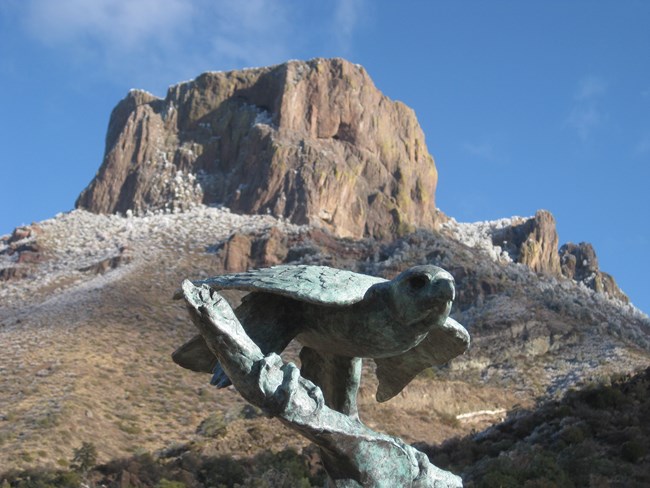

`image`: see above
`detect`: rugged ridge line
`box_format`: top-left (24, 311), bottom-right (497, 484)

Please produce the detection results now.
top-left (490, 210), bottom-right (628, 302)
top-left (76, 58), bottom-right (440, 240)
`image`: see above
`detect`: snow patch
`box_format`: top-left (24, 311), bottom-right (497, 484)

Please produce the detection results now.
top-left (254, 109), bottom-right (273, 127)
top-left (441, 216), bottom-right (523, 263)
top-left (0, 206), bottom-right (305, 311)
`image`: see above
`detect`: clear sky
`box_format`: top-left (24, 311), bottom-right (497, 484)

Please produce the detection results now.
top-left (1, 1), bottom-right (648, 313)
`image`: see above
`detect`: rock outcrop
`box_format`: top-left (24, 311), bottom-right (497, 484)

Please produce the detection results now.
top-left (490, 211), bottom-right (628, 302)
top-left (76, 58), bottom-right (440, 240)
top-left (492, 210), bottom-right (562, 276)
top-left (0, 225), bottom-right (43, 281)
top-left (560, 242), bottom-right (629, 303)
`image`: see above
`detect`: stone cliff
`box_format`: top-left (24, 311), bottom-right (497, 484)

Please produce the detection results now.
top-left (73, 57), bottom-right (628, 301)
top-left (491, 210), bottom-right (628, 302)
top-left (76, 58), bottom-right (440, 240)
top-left (560, 241), bottom-right (628, 303)
top-left (492, 210), bottom-right (562, 276)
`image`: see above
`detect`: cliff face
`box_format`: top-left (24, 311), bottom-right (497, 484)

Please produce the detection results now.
top-left (490, 210), bottom-right (628, 302)
top-left (76, 58), bottom-right (439, 240)
top-left (560, 242), bottom-right (629, 303)
top-left (492, 210), bottom-right (562, 276)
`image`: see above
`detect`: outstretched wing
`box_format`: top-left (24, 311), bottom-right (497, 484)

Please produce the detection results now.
top-left (187, 265), bottom-right (386, 306)
top-left (374, 317), bottom-right (470, 402)
top-left (172, 334), bottom-right (218, 374)
top-left (173, 291), bottom-right (304, 382)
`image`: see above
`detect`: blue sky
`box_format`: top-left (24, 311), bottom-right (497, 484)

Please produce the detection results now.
top-left (1, 1), bottom-right (648, 313)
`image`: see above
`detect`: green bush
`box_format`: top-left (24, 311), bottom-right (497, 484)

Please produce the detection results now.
top-left (478, 459), bottom-right (520, 488)
top-left (71, 442), bottom-right (97, 474)
top-left (581, 385), bottom-right (627, 409)
top-left (200, 456), bottom-right (247, 487)
top-left (560, 424), bottom-right (586, 445)
top-left (0, 468), bottom-right (81, 488)
top-left (249, 449), bottom-right (318, 488)
top-left (621, 439), bottom-right (647, 463)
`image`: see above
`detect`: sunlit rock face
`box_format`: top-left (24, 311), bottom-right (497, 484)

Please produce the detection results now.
top-left (560, 241), bottom-right (629, 303)
top-left (491, 210), bottom-right (562, 277)
top-left (76, 58), bottom-right (440, 240)
top-left (487, 210), bottom-right (627, 302)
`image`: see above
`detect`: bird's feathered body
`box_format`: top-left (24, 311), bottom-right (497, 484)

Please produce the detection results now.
top-left (173, 265), bottom-right (469, 415)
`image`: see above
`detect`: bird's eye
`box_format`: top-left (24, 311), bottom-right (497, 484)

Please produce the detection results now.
top-left (408, 275), bottom-right (429, 290)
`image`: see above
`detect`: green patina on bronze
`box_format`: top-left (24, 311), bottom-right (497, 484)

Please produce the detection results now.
top-left (173, 265), bottom-right (469, 486)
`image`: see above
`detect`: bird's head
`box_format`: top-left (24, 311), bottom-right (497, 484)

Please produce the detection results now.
top-left (388, 265), bottom-right (455, 328)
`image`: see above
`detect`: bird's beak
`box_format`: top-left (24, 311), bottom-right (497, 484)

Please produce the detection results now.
top-left (430, 272), bottom-right (455, 302)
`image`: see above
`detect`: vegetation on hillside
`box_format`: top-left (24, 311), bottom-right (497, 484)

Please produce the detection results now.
top-left (2, 368), bottom-right (648, 487)
top-left (0, 446), bottom-right (326, 488)
top-left (420, 367), bottom-right (650, 487)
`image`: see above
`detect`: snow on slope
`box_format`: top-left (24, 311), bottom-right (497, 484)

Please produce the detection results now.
top-left (0, 206), bottom-right (305, 312)
top-left (440, 216), bottom-right (519, 264)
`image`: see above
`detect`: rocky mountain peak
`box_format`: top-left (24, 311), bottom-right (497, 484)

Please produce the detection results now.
top-left (560, 242), bottom-right (628, 303)
top-left (76, 58), bottom-right (440, 240)
top-left (489, 210), bottom-right (628, 302)
top-left (492, 210), bottom-right (562, 276)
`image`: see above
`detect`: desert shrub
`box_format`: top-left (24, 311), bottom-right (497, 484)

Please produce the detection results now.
top-left (559, 424), bottom-right (587, 445)
top-left (156, 479), bottom-right (186, 488)
top-left (522, 451), bottom-right (571, 486)
top-left (99, 452), bottom-right (164, 487)
top-left (71, 441), bottom-right (97, 474)
top-left (558, 442), bottom-right (596, 486)
top-left (117, 421), bottom-right (142, 435)
top-left (178, 451), bottom-right (201, 473)
top-left (437, 411), bottom-right (460, 428)
top-left (197, 412), bottom-right (227, 438)
top-left (247, 449), bottom-right (321, 488)
top-left (199, 456), bottom-right (247, 487)
top-left (510, 413), bottom-right (539, 438)
top-left (0, 468), bottom-right (81, 488)
top-left (479, 469), bottom-right (519, 488)
top-left (473, 456), bottom-right (522, 488)
top-left (447, 437), bottom-right (479, 470)
top-left (240, 404), bottom-right (263, 419)
top-left (621, 439), bottom-right (647, 463)
top-left (580, 384), bottom-right (627, 409)
top-left (423, 368), bottom-right (650, 486)
top-left (127, 453), bottom-right (164, 486)
top-left (54, 444), bottom-right (325, 488)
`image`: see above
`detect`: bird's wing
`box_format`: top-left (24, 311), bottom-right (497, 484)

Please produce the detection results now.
top-left (189, 265), bottom-right (386, 306)
top-left (374, 317), bottom-right (470, 402)
top-left (173, 291), bottom-right (303, 382)
top-left (172, 334), bottom-right (219, 374)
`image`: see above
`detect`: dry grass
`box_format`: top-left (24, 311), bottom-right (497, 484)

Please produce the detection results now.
top-left (0, 243), bottom-right (528, 471)
top-left (4, 209), bottom-right (642, 474)
top-left (357, 373), bottom-right (530, 444)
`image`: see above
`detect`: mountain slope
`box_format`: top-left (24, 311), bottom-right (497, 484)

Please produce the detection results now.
top-left (1, 58), bottom-right (648, 475)
top-left (422, 367), bottom-right (650, 486)
top-left (1, 206), bottom-right (647, 471)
